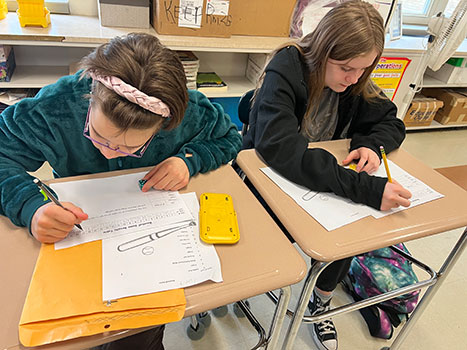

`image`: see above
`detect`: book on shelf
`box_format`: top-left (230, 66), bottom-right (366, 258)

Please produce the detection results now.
top-left (196, 72), bottom-right (228, 93)
top-left (0, 88), bottom-right (38, 106)
top-left (177, 51), bottom-right (199, 90)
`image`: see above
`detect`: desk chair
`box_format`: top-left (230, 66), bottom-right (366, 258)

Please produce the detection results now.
top-left (238, 89), bottom-right (254, 136)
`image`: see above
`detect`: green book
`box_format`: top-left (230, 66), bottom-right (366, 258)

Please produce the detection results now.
top-left (197, 72), bottom-right (228, 92)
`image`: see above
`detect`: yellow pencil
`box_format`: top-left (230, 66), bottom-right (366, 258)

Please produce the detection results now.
top-left (380, 146), bottom-right (392, 183)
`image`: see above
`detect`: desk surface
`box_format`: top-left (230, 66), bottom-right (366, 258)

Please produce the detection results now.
top-left (435, 165), bottom-right (467, 191)
top-left (236, 140), bottom-right (467, 262)
top-left (1, 165), bottom-right (307, 350)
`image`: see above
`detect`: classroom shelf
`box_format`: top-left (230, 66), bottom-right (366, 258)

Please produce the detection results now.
top-left (0, 12), bottom-right (290, 53)
top-left (0, 12), bottom-right (286, 99)
top-left (406, 119), bottom-right (467, 131)
top-left (0, 11), bottom-right (466, 123)
top-left (0, 65), bottom-right (69, 88)
top-left (421, 75), bottom-right (467, 89)
top-left (0, 69), bottom-right (256, 97)
top-left (200, 76), bottom-right (255, 98)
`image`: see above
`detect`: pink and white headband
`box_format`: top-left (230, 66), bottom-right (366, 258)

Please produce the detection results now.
top-left (89, 72), bottom-right (171, 118)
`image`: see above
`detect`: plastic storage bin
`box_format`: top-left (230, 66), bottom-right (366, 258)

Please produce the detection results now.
top-left (17, 0), bottom-right (50, 28)
top-left (209, 97), bottom-right (242, 130)
top-left (0, 0), bottom-right (8, 20)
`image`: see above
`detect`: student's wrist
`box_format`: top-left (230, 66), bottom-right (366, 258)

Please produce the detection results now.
top-left (174, 154), bottom-right (196, 177)
top-left (22, 196), bottom-right (51, 235)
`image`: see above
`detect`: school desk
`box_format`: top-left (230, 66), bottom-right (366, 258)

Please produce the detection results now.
top-left (236, 139), bottom-right (467, 350)
top-left (0, 164), bottom-right (307, 350)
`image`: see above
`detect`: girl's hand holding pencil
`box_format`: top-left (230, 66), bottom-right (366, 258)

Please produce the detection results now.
top-left (379, 145), bottom-right (412, 211)
top-left (380, 181), bottom-right (412, 211)
top-left (31, 202), bottom-right (88, 244)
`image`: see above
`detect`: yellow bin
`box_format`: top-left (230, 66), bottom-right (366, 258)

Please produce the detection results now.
top-left (0, 0), bottom-right (8, 20)
top-left (16, 0), bottom-right (50, 27)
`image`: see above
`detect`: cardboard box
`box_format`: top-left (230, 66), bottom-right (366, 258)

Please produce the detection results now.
top-left (230, 0), bottom-right (296, 37)
top-left (152, 0), bottom-right (232, 37)
top-left (0, 47), bottom-right (16, 82)
top-left (152, 0), bottom-right (296, 38)
top-left (425, 59), bottom-right (467, 85)
top-left (98, 0), bottom-right (150, 28)
top-left (422, 88), bottom-right (467, 125)
top-left (403, 94), bottom-right (443, 127)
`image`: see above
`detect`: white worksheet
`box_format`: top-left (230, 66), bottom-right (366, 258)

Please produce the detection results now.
top-left (261, 160), bottom-right (443, 231)
top-left (102, 192), bottom-right (222, 301)
top-left (51, 172), bottom-right (194, 249)
top-left (261, 167), bottom-right (370, 231)
top-left (366, 160), bottom-right (444, 219)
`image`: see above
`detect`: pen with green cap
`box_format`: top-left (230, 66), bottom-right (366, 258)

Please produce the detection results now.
top-left (33, 178), bottom-right (83, 231)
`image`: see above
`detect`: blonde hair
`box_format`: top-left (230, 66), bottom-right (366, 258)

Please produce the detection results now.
top-left (80, 33), bottom-right (188, 131)
top-left (255, 0), bottom-right (385, 121)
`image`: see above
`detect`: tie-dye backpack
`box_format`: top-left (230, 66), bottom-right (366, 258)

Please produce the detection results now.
top-left (342, 243), bottom-right (420, 339)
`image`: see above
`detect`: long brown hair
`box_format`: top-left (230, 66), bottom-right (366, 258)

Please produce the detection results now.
top-left (80, 33), bottom-right (188, 131)
top-left (255, 0), bottom-right (385, 121)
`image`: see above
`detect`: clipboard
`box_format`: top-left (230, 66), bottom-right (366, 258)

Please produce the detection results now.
top-left (19, 240), bottom-right (186, 347)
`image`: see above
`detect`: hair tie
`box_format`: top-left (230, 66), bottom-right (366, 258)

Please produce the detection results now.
top-left (89, 72), bottom-right (171, 117)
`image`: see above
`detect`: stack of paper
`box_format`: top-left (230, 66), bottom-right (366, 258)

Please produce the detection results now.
top-left (50, 172), bottom-right (222, 301)
top-left (177, 51), bottom-right (199, 90)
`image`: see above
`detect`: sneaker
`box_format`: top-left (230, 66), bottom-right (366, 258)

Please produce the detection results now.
top-left (308, 292), bottom-right (338, 350)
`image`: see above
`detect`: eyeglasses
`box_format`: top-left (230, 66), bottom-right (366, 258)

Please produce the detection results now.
top-left (83, 105), bottom-right (155, 158)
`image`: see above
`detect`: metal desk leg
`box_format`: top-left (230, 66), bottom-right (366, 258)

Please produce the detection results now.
top-left (387, 227), bottom-right (467, 350)
top-left (235, 286), bottom-right (291, 350)
top-left (283, 260), bottom-right (331, 350)
top-left (267, 287), bottom-right (291, 350)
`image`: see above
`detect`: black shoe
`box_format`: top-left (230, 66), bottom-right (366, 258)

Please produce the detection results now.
top-left (308, 293), bottom-right (338, 350)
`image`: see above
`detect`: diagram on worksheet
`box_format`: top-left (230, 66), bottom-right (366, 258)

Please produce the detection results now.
top-left (102, 193), bottom-right (223, 301)
top-left (50, 172), bottom-right (194, 249)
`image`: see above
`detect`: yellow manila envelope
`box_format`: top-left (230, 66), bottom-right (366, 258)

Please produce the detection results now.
top-left (19, 240), bottom-right (186, 347)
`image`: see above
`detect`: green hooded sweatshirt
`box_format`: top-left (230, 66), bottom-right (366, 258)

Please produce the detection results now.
top-left (0, 72), bottom-right (242, 230)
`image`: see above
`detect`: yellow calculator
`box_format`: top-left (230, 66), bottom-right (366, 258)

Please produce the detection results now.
top-left (199, 193), bottom-right (240, 244)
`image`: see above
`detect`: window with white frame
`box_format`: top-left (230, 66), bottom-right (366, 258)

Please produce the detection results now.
top-left (402, 0), bottom-right (460, 25)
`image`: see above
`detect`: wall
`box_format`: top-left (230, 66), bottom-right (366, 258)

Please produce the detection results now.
top-left (69, 0), bottom-right (98, 16)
